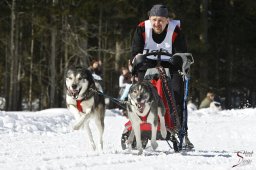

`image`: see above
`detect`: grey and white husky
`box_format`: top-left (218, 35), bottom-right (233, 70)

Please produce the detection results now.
top-left (126, 81), bottom-right (167, 155)
top-left (65, 66), bottom-right (105, 150)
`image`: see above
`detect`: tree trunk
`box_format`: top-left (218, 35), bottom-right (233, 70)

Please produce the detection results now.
top-left (50, 22), bottom-right (57, 108)
top-left (29, 5), bottom-right (34, 111)
top-left (199, 0), bottom-right (209, 99)
top-left (201, 0), bottom-right (208, 45)
top-left (16, 12), bottom-right (23, 111)
top-left (78, 19), bottom-right (88, 66)
top-left (8, 0), bottom-right (16, 111)
top-left (63, 15), bottom-right (69, 106)
top-left (4, 45), bottom-right (9, 111)
top-left (115, 40), bottom-right (122, 72)
top-left (98, 4), bottom-right (103, 61)
top-left (50, 0), bottom-right (57, 107)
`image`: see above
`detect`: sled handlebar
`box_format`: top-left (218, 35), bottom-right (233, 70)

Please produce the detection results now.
top-left (142, 51), bottom-right (173, 58)
top-left (142, 51), bottom-right (172, 63)
top-left (141, 51), bottom-right (194, 65)
top-left (132, 50), bottom-right (194, 76)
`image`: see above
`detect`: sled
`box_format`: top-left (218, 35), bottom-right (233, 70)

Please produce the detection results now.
top-left (121, 50), bottom-right (194, 152)
top-left (121, 118), bottom-right (180, 151)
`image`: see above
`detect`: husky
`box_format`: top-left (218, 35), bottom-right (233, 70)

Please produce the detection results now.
top-left (65, 66), bottom-right (105, 150)
top-left (126, 81), bottom-right (167, 155)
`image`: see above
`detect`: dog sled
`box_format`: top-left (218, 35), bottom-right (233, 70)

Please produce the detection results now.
top-left (121, 50), bottom-right (194, 152)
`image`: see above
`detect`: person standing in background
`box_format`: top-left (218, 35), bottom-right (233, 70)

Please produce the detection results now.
top-left (119, 67), bottom-right (132, 100)
top-left (88, 59), bottom-right (103, 92)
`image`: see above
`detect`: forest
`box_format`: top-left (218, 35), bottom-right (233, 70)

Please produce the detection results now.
top-left (0, 0), bottom-right (255, 111)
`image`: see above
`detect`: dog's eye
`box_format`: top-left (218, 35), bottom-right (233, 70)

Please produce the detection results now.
top-left (78, 77), bottom-right (82, 80)
top-left (68, 77), bottom-right (72, 80)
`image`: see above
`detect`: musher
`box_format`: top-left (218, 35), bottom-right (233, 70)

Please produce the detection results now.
top-left (130, 4), bottom-right (194, 149)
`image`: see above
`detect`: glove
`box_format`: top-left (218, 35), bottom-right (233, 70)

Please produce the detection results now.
top-left (132, 53), bottom-right (143, 64)
top-left (170, 54), bottom-right (183, 69)
top-left (131, 53), bottom-right (144, 75)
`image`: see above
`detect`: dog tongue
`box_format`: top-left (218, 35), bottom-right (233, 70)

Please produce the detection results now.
top-left (70, 89), bottom-right (79, 98)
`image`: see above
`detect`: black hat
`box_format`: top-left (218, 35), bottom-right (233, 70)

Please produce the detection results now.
top-left (148, 4), bottom-right (168, 17)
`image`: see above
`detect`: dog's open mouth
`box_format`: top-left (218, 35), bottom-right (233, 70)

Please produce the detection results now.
top-left (69, 88), bottom-right (81, 99)
top-left (136, 102), bottom-right (145, 113)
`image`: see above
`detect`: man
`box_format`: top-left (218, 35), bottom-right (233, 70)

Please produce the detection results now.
top-left (131, 4), bottom-right (194, 149)
top-left (199, 91), bottom-right (215, 109)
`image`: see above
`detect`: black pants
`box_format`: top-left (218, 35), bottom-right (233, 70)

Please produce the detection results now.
top-left (137, 70), bottom-right (186, 130)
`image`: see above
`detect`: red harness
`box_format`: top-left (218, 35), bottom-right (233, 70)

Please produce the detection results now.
top-left (140, 109), bottom-right (150, 123)
top-left (76, 100), bottom-right (83, 112)
top-left (75, 90), bottom-right (94, 113)
top-left (125, 109), bottom-right (161, 131)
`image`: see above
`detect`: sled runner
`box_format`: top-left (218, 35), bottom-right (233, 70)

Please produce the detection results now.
top-left (121, 50), bottom-right (194, 152)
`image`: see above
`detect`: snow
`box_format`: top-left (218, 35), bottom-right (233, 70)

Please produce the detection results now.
top-left (0, 107), bottom-right (256, 170)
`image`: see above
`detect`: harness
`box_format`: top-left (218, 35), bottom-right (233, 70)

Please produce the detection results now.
top-left (76, 100), bottom-right (83, 112)
top-left (140, 109), bottom-right (151, 123)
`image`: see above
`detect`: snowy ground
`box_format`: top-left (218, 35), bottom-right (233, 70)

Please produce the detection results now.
top-left (0, 107), bottom-right (256, 170)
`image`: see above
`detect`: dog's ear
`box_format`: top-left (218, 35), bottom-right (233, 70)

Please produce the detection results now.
top-left (65, 65), bottom-right (75, 76)
top-left (128, 84), bottom-right (136, 94)
top-left (65, 64), bottom-right (77, 73)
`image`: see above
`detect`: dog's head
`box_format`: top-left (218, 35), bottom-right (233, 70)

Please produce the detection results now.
top-left (128, 82), bottom-right (152, 113)
top-left (65, 66), bottom-right (94, 99)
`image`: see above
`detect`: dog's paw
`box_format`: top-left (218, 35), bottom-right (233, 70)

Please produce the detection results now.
top-left (73, 124), bottom-right (80, 130)
top-left (127, 144), bottom-right (133, 152)
top-left (138, 148), bottom-right (143, 155)
top-left (151, 141), bottom-right (158, 150)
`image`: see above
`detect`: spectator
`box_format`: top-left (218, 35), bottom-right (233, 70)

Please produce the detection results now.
top-left (88, 59), bottom-right (103, 78)
top-left (88, 59), bottom-right (103, 92)
top-left (119, 67), bottom-right (132, 100)
top-left (199, 91), bottom-right (215, 109)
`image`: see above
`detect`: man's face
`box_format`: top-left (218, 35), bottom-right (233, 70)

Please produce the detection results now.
top-left (149, 16), bottom-right (169, 34)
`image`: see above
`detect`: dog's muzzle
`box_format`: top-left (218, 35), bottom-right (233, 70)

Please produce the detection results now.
top-left (136, 102), bottom-right (146, 113)
top-left (68, 88), bottom-right (81, 99)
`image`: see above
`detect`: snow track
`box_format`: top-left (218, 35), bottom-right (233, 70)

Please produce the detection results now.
top-left (0, 108), bottom-right (255, 170)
